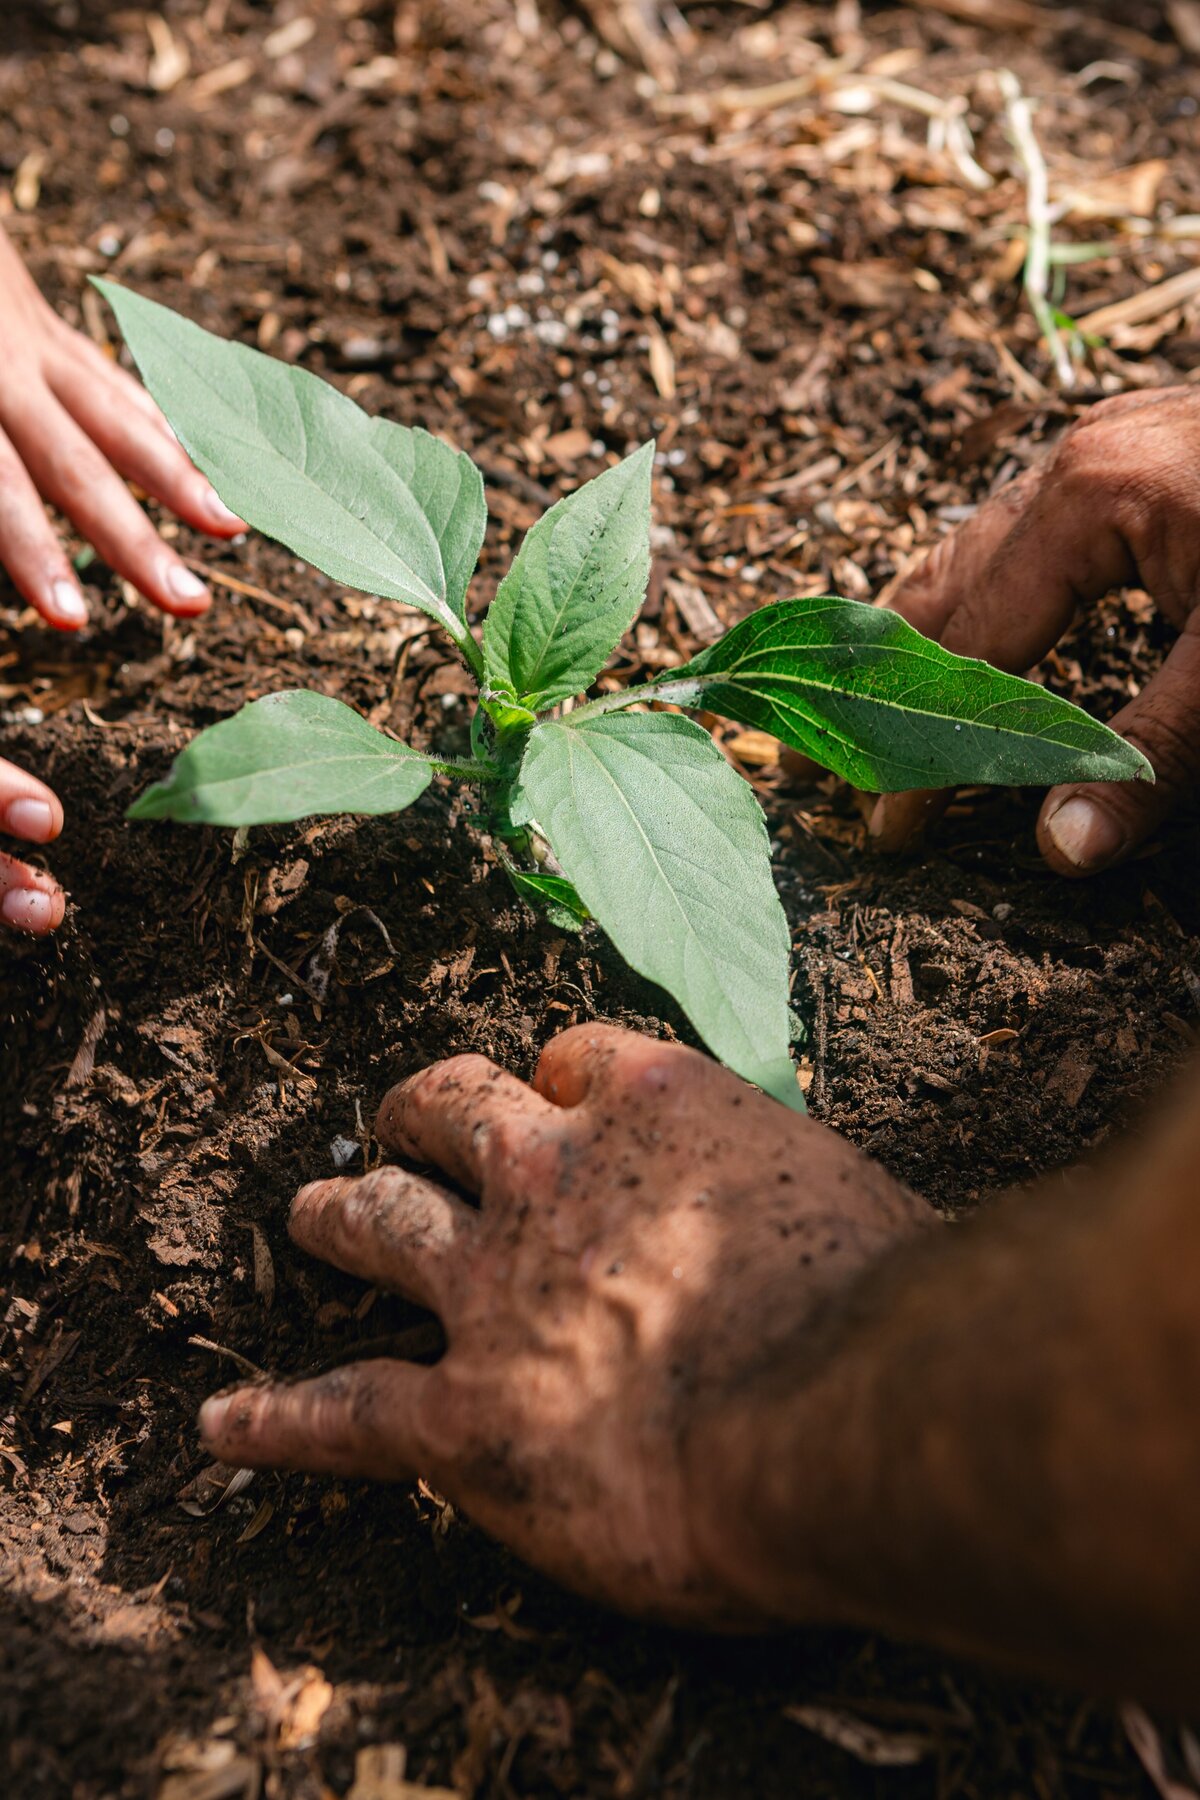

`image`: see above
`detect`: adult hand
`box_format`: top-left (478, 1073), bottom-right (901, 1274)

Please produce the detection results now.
top-left (0, 223), bottom-right (245, 935)
top-left (871, 387), bottom-right (1200, 876)
top-left (200, 1025), bottom-right (933, 1624)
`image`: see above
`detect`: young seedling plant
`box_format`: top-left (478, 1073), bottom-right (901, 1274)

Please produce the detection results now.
top-left (96, 281), bottom-right (1151, 1112)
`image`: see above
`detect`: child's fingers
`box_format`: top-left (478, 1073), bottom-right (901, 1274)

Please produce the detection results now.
top-left (0, 851), bottom-right (65, 935)
top-left (50, 350), bottom-right (246, 538)
top-left (0, 420), bottom-right (90, 629)
top-left (5, 390), bottom-right (213, 618)
top-left (0, 757), bottom-right (63, 841)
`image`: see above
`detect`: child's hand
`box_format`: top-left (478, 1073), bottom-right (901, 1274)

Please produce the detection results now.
top-left (0, 224), bottom-right (247, 936)
top-left (0, 757), bottom-right (64, 935)
top-left (0, 222), bottom-right (244, 628)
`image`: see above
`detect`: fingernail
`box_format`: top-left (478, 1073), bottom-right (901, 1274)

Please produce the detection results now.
top-left (50, 579), bottom-right (88, 626)
top-left (1044, 796), bottom-right (1125, 870)
top-left (5, 798), bottom-right (54, 840)
top-left (165, 562), bottom-right (211, 608)
top-left (201, 484), bottom-right (246, 531)
top-left (2, 888), bottom-right (53, 931)
top-left (198, 1395), bottom-right (228, 1439)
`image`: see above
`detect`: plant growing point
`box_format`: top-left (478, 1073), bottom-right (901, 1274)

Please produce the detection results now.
top-left (98, 279), bottom-right (1152, 1112)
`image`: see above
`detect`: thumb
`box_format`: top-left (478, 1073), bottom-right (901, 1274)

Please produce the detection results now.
top-left (1038, 618), bottom-right (1200, 877)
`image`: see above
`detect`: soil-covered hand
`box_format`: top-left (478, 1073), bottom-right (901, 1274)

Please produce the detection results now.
top-left (199, 1024), bottom-right (933, 1624)
top-left (0, 223), bottom-right (246, 935)
top-left (872, 387), bottom-right (1200, 875)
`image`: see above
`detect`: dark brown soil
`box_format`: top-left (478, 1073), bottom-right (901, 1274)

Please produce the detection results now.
top-left (3, 2), bottom-right (1199, 1795)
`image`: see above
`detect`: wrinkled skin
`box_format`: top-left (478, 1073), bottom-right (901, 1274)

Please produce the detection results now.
top-left (869, 387), bottom-right (1200, 875)
top-left (201, 1025), bottom-right (933, 1622)
top-left (0, 223), bottom-right (243, 934)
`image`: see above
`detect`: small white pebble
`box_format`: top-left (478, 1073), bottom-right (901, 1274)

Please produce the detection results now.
top-left (542, 249), bottom-right (560, 271)
top-left (330, 1135), bottom-right (361, 1170)
top-left (97, 232), bottom-right (122, 258)
top-left (155, 127), bottom-right (175, 152)
top-left (441, 692), bottom-right (460, 709)
top-left (992, 903), bottom-right (1014, 922)
top-left (487, 314), bottom-right (509, 339)
top-left (109, 113), bottom-right (129, 136)
top-left (277, 992), bottom-right (294, 1005)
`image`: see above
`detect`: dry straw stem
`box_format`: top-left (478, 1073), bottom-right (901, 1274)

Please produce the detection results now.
top-left (998, 69), bottom-right (1075, 391)
top-left (1075, 266), bottom-right (1200, 338)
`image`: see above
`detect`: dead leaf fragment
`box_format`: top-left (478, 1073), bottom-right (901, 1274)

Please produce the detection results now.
top-left (785, 1704), bottom-right (932, 1767)
top-left (246, 1222), bottom-right (275, 1310)
top-left (12, 150), bottom-right (45, 212)
top-left (147, 15), bottom-right (190, 91)
top-left (543, 427), bottom-right (594, 469)
top-left (347, 1744), bottom-right (462, 1799)
top-left (189, 57), bottom-right (256, 106)
top-left (1121, 1703), bottom-right (1200, 1800)
top-left (727, 730), bottom-right (780, 768)
top-left (263, 16), bottom-right (316, 58)
top-left (1044, 1045), bottom-right (1096, 1108)
top-left (1061, 160), bottom-right (1168, 223)
top-left (177, 1461), bottom-right (255, 1518)
top-left (647, 323), bottom-right (676, 399)
top-left (813, 258), bottom-right (914, 311)
top-left (1168, 0), bottom-right (1200, 54)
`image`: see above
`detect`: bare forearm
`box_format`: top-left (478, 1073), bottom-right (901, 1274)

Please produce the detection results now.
top-left (696, 1062), bottom-right (1200, 1702)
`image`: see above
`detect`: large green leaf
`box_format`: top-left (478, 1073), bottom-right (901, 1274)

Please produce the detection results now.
top-left (512, 710), bottom-right (802, 1109)
top-left (94, 280), bottom-right (486, 648)
top-left (128, 690), bottom-right (436, 826)
top-left (654, 596), bottom-right (1154, 792)
top-left (483, 443), bottom-right (653, 710)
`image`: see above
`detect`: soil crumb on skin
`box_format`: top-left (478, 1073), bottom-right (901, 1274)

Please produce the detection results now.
top-left (2, 0), bottom-right (1198, 1794)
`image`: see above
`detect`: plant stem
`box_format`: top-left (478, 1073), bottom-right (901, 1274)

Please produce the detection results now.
top-left (999, 69), bottom-right (1075, 391)
top-left (565, 683), bottom-right (662, 723)
top-left (449, 621), bottom-right (486, 682)
top-left (429, 753), bottom-right (501, 781)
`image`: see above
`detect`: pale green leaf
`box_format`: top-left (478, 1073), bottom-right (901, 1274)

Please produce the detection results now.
top-left (483, 443), bottom-right (653, 710)
top-left (656, 596), bottom-right (1153, 792)
top-left (128, 690), bottom-right (435, 825)
top-left (504, 866), bottom-right (590, 932)
top-left (512, 710), bottom-right (802, 1109)
top-left (94, 280), bottom-right (486, 643)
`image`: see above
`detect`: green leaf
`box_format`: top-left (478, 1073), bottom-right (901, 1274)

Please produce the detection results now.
top-left (505, 866), bottom-right (591, 932)
top-left (94, 280), bottom-right (486, 648)
top-left (128, 690), bottom-right (436, 826)
top-left (656, 596), bottom-right (1154, 793)
top-left (512, 710), bottom-right (802, 1110)
top-left (483, 443), bottom-right (653, 710)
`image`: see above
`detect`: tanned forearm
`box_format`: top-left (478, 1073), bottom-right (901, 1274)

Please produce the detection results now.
top-left (695, 1060), bottom-right (1200, 1704)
